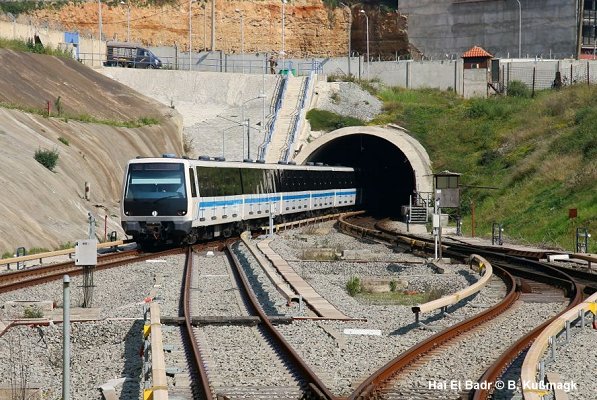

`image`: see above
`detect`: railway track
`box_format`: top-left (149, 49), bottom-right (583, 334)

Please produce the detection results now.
top-left (0, 248), bottom-right (184, 293)
top-left (337, 214), bottom-right (589, 400)
top-left (176, 241), bottom-right (333, 399)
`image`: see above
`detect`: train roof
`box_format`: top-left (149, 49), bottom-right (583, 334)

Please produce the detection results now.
top-left (128, 156), bottom-right (354, 172)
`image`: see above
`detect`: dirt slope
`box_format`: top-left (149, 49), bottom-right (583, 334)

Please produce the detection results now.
top-left (0, 50), bottom-right (183, 253)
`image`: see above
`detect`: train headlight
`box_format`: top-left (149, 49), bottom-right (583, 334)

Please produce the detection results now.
top-left (177, 210), bottom-right (187, 216)
top-left (124, 211), bottom-right (129, 215)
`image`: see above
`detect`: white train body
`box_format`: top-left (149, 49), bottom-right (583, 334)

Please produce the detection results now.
top-left (120, 156), bottom-right (360, 243)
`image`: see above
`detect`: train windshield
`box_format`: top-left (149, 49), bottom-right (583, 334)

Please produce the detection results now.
top-left (125, 163), bottom-right (187, 199)
top-left (123, 163), bottom-right (187, 216)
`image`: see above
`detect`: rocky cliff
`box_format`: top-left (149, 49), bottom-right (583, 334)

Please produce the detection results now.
top-left (26, 0), bottom-right (411, 58)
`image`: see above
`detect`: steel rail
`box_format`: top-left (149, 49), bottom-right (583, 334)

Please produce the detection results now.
top-left (181, 246), bottom-right (214, 400)
top-left (0, 249), bottom-right (186, 293)
top-left (226, 242), bottom-right (335, 400)
top-left (471, 262), bottom-right (583, 400)
top-left (344, 265), bottom-right (518, 400)
top-left (339, 215), bottom-right (584, 400)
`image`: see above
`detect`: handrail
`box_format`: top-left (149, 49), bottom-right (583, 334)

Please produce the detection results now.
top-left (520, 291), bottom-right (597, 400)
top-left (257, 75), bottom-right (288, 161)
top-left (279, 76), bottom-right (308, 161)
top-left (411, 254), bottom-right (493, 321)
top-left (0, 240), bottom-right (125, 267)
top-left (282, 72), bottom-right (313, 162)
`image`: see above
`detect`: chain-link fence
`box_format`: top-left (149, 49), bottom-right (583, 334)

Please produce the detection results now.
top-left (499, 61), bottom-right (597, 95)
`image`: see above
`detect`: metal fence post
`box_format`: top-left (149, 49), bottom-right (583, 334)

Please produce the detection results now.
top-left (62, 275), bottom-right (71, 400)
top-left (532, 67), bottom-right (536, 97)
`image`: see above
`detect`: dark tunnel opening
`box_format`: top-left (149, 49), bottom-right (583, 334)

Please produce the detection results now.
top-left (305, 134), bottom-right (415, 217)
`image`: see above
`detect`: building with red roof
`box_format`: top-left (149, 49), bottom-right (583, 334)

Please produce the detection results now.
top-left (462, 46), bottom-right (493, 69)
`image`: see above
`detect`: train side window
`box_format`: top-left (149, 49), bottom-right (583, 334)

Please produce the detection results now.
top-left (188, 168), bottom-right (197, 197)
top-left (218, 168), bottom-right (242, 196)
top-left (196, 166), bottom-right (212, 197)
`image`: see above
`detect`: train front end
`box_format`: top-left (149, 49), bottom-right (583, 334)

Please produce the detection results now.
top-left (120, 158), bottom-right (192, 244)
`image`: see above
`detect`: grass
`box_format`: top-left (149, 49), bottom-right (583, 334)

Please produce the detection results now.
top-left (306, 109), bottom-right (365, 131)
top-left (0, 1), bottom-right (70, 16)
top-left (23, 305), bottom-right (44, 319)
top-left (0, 37), bottom-right (73, 58)
top-left (375, 84), bottom-right (597, 252)
top-left (0, 100), bottom-right (160, 127)
top-left (354, 287), bottom-right (444, 306)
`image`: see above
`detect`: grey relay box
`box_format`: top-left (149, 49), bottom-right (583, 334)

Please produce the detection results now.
top-left (75, 239), bottom-right (97, 265)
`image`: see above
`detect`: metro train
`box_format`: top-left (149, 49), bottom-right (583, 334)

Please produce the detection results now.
top-left (120, 155), bottom-right (361, 245)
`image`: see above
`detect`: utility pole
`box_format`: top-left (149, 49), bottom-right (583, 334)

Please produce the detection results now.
top-left (211, 0), bottom-right (216, 50)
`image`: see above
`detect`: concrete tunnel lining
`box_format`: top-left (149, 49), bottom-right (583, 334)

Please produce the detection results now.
top-left (294, 125), bottom-right (433, 214)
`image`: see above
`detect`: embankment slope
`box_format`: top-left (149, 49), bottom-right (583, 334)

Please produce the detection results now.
top-left (0, 49), bottom-right (183, 252)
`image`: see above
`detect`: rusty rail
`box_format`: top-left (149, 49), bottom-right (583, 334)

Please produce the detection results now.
top-left (471, 264), bottom-right (583, 400)
top-left (0, 248), bottom-right (186, 294)
top-left (181, 246), bottom-right (213, 400)
top-left (226, 242), bottom-right (335, 399)
top-left (0, 239), bottom-right (128, 268)
top-left (345, 265), bottom-right (518, 399)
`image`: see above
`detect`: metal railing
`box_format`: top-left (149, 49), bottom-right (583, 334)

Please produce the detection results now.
top-left (281, 72), bottom-right (313, 162)
top-left (257, 75), bottom-right (288, 161)
top-left (77, 50), bottom-right (323, 76)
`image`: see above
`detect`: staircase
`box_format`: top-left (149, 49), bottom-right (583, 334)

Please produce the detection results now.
top-left (264, 75), bottom-right (307, 163)
top-left (407, 192), bottom-right (432, 225)
top-left (409, 206), bottom-right (428, 224)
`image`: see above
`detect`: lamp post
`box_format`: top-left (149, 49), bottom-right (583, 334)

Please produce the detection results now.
top-left (340, 2), bottom-right (352, 76)
top-left (281, 0), bottom-right (287, 72)
top-left (203, 3), bottom-right (207, 50)
top-left (98, 0), bottom-right (103, 41)
top-left (359, 10), bottom-right (369, 80)
top-left (189, 0), bottom-right (193, 70)
top-left (515, 0), bottom-right (521, 58)
top-left (241, 95), bottom-right (265, 160)
top-left (211, 0), bottom-right (216, 51)
top-left (235, 9), bottom-right (244, 73)
top-left (120, 1), bottom-right (130, 42)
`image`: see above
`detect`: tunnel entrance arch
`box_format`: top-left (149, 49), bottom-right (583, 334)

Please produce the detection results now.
top-left (294, 125), bottom-right (433, 216)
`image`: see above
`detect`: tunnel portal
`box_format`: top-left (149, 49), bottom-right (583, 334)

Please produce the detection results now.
top-left (295, 126), bottom-right (433, 217)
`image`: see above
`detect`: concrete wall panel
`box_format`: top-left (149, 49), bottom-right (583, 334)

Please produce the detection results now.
top-left (399, 0), bottom-right (578, 60)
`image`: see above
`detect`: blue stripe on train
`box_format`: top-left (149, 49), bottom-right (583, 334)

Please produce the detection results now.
top-left (199, 190), bottom-right (356, 208)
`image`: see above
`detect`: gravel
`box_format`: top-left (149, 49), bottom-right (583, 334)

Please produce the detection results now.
top-left (0, 320), bottom-right (143, 400)
top-left (253, 224), bottom-right (510, 396)
top-left (541, 321), bottom-right (597, 400)
top-left (392, 302), bottom-right (563, 398)
top-left (314, 81), bottom-right (382, 122)
top-left (0, 254), bottom-right (185, 399)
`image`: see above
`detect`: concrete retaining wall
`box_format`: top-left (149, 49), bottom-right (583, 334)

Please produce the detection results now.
top-left (0, 19), bottom-right (106, 66)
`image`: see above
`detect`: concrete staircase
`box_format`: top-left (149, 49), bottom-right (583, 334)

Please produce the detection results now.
top-left (264, 75), bottom-right (307, 163)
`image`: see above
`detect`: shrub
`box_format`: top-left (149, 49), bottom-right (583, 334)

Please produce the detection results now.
top-left (23, 305), bottom-right (43, 319)
top-left (389, 280), bottom-right (397, 292)
top-left (346, 276), bottom-right (362, 296)
top-left (34, 148), bottom-right (59, 171)
top-left (58, 136), bottom-right (69, 146)
top-left (507, 80), bottom-right (531, 98)
top-left (28, 247), bottom-right (50, 255)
